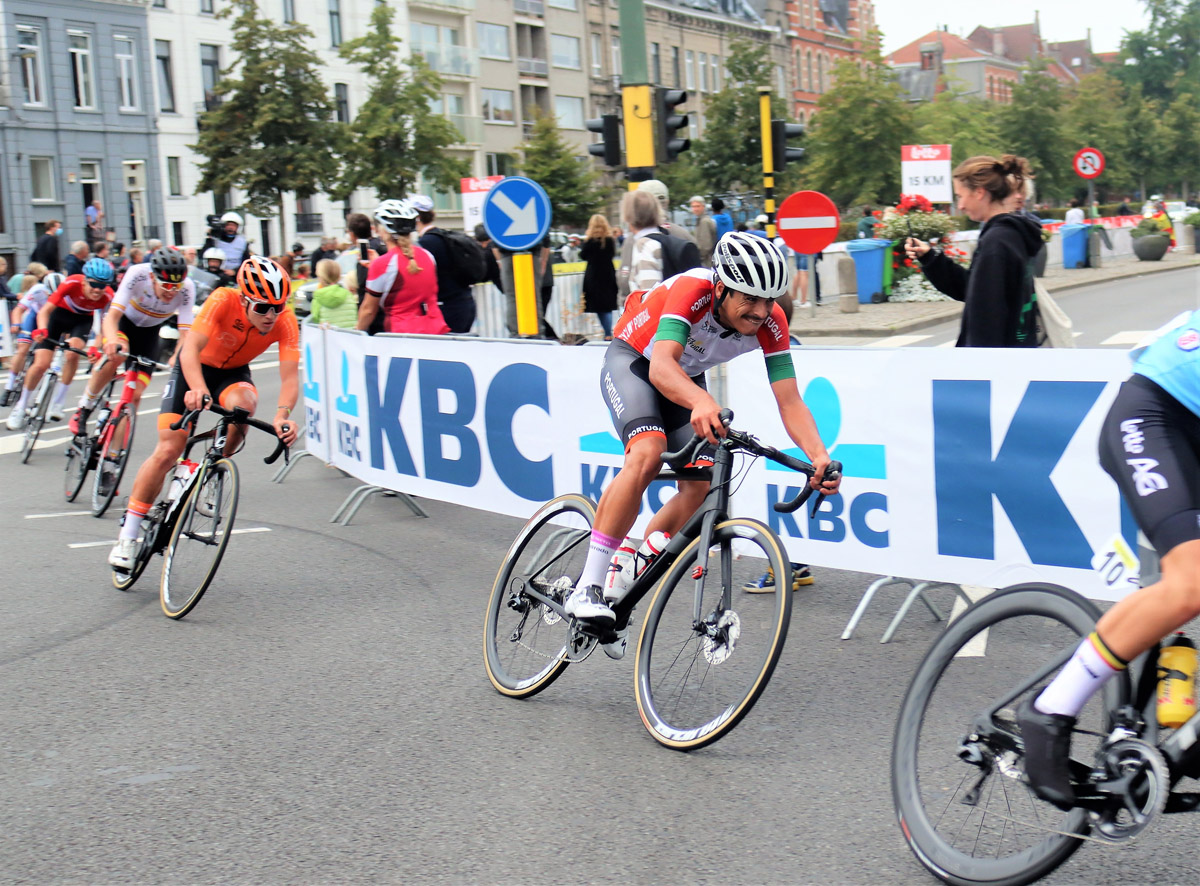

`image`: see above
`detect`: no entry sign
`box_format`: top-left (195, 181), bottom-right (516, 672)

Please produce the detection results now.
top-left (1073, 147), bottom-right (1105, 179)
top-left (775, 190), bottom-right (841, 255)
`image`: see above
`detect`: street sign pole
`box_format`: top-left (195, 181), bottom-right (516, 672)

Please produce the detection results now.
top-left (482, 176), bottom-right (553, 338)
top-left (512, 253), bottom-right (538, 335)
top-left (619, 0), bottom-right (654, 186)
top-left (758, 87), bottom-right (776, 239)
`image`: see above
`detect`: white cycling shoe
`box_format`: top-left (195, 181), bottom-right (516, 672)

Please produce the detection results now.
top-left (108, 538), bottom-right (137, 571)
top-left (6, 410), bottom-right (27, 431)
top-left (49, 404), bottom-right (65, 422)
top-left (563, 585), bottom-right (616, 629)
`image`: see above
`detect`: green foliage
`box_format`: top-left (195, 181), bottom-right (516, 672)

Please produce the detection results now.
top-left (653, 154), bottom-right (709, 208)
top-left (804, 48), bottom-right (913, 208)
top-left (518, 112), bottom-right (607, 228)
top-left (334, 4), bottom-right (468, 202)
top-left (1162, 91), bottom-right (1200, 194)
top-left (191, 0), bottom-right (337, 243)
top-left (996, 58), bottom-right (1068, 200)
top-left (1184, 210), bottom-right (1200, 225)
top-left (1116, 0), bottom-right (1200, 103)
top-left (911, 79), bottom-right (1002, 168)
top-left (1131, 216), bottom-right (1171, 238)
top-left (1122, 82), bottom-right (1168, 197)
top-left (1062, 72), bottom-right (1131, 196)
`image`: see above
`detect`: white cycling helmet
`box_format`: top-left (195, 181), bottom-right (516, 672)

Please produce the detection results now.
top-left (712, 231), bottom-right (791, 300)
top-left (374, 199), bottom-right (419, 236)
top-left (220, 211), bottom-right (244, 228)
top-left (203, 247), bottom-right (226, 262)
top-left (41, 272), bottom-right (65, 292)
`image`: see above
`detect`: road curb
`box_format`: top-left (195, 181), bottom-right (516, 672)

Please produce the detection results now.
top-left (1043, 257), bottom-right (1200, 295)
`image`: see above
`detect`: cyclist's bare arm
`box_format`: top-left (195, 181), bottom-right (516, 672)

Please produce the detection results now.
top-left (179, 330), bottom-right (210, 411)
top-left (101, 305), bottom-right (124, 357)
top-left (275, 360), bottom-right (300, 446)
top-left (648, 340), bottom-right (724, 443)
top-left (772, 378), bottom-right (839, 493)
top-left (356, 293), bottom-right (381, 331)
top-left (36, 301), bottom-right (54, 329)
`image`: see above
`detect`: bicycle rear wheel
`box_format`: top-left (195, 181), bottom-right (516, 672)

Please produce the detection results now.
top-left (635, 518), bottom-right (791, 751)
top-left (483, 493), bottom-right (595, 698)
top-left (64, 437), bottom-right (90, 502)
top-left (92, 406), bottom-right (136, 517)
top-left (160, 459), bottom-right (239, 619)
top-left (892, 583), bottom-right (1128, 886)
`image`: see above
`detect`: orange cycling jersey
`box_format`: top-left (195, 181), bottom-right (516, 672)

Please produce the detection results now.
top-left (192, 287), bottom-right (300, 368)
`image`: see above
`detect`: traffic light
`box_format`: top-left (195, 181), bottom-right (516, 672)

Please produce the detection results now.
top-left (656, 88), bottom-right (690, 163)
top-left (585, 114), bottom-right (621, 167)
top-left (771, 119), bottom-right (805, 172)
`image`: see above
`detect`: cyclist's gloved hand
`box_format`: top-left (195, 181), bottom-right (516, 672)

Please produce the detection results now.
top-left (87, 346), bottom-right (103, 363)
top-left (690, 396), bottom-right (727, 445)
top-left (31, 328), bottom-right (48, 341)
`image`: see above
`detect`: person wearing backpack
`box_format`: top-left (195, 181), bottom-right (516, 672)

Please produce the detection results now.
top-left (617, 180), bottom-right (696, 301)
top-left (624, 190), bottom-right (668, 293)
top-left (413, 196), bottom-right (484, 334)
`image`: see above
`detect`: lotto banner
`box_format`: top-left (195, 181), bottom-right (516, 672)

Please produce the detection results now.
top-left (302, 325), bottom-right (1142, 601)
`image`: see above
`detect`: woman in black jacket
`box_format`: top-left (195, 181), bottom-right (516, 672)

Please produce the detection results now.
top-left (906, 155), bottom-right (1044, 347)
top-left (580, 213), bottom-right (618, 340)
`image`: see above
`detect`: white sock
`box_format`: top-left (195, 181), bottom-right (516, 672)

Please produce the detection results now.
top-left (4, 374), bottom-right (17, 391)
top-left (119, 511), bottom-right (145, 542)
top-left (51, 381), bottom-right (69, 407)
top-left (578, 530), bottom-right (620, 590)
top-left (13, 388), bottom-right (29, 412)
top-left (1035, 633), bottom-right (1126, 718)
top-left (78, 389), bottom-right (100, 410)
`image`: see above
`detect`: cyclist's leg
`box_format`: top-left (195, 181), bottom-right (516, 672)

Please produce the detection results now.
top-left (209, 366), bottom-right (256, 456)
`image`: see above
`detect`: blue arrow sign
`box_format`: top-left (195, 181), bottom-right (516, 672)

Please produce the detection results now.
top-left (482, 176), bottom-right (551, 252)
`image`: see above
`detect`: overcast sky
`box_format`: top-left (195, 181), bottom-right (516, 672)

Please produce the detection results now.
top-left (875, 0), bottom-right (1152, 56)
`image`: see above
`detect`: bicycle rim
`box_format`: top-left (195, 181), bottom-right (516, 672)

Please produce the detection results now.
top-left (20, 387), bottom-right (48, 463)
top-left (483, 493), bottom-right (595, 698)
top-left (92, 408), bottom-right (136, 517)
top-left (892, 583), bottom-right (1125, 886)
top-left (635, 518), bottom-right (791, 751)
top-left (113, 515), bottom-right (161, 591)
top-left (160, 459), bottom-right (239, 619)
top-left (64, 439), bottom-right (89, 502)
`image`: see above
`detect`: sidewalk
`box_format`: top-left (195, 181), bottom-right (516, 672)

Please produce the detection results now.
top-left (792, 251), bottom-right (1200, 338)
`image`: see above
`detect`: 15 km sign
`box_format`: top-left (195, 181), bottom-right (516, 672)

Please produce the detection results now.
top-left (901, 144), bottom-right (952, 203)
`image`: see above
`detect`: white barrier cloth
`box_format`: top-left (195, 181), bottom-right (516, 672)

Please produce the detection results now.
top-left (304, 326), bottom-right (1140, 601)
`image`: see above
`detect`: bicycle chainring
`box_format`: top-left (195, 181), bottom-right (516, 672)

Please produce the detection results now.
top-left (563, 626), bottom-right (597, 663)
top-left (1088, 737), bottom-right (1169, 842)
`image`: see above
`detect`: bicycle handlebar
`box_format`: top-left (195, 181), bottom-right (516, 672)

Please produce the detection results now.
top-left (660, 407), bottom-right (843, 519)
top-left (169, 398), bottom-right (291, 465)
top-left (44, 337), bottom-right (92, 359)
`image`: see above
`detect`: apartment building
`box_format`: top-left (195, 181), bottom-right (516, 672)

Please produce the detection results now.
top-left (786, 0), bottom-right (876, 123)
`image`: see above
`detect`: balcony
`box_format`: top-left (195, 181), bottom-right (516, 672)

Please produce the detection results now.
top-left (449, 114), bottom-right (484, 144)
top-left (514, 0), bottom-right (544, 15)
top-left (413, 43), bottom-right (477, 78)
top-left (295, 213), bottom-right (323, 234)
top-left (517, 56), bottom-right (549, 77)
top-left (409, 0), bottom-right (474, 10)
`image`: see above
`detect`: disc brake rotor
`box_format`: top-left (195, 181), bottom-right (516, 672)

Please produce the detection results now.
top-left (701, 610), bottom-right (741, 665)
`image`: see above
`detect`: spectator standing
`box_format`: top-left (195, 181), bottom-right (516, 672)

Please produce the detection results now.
top-left (309, 236), bottom-right (339, 269)
top-left (85, 200), bottom-right (105, 243)
top-left (536, 233), bottom-right (558, 340)
top-left (689, 196), bottom-right (718, 267)
top-left (560, 234), bottom-right (582, 264)
top-left (64, 241), bottom-right (90, 277)
top-left (624, 189), bottom-right (667, 293)
top-left (30, 220), bottom-right (62, 271)
top-left (473, 225), bottom-right (503, 291)
top-left (182, 246), bottom-right (199, 267)
top-left (412, 196), bottom-right (476, 334)
top-left (346, 212), bottom-right (386, 333)
top-left (1116, 197), bottom-right (1135, 216)
top-left (0, 256), bottom-right (12, 309)
top-left (358, 199), bottom-right (448, 336)
top-left (618, 180), bottom-right (695, 301)
top-left (710, 197), bottom-right (734, 239)
top-left (856, 205), bottom-right (877, 239)
top-left (203, 212), bottom-right (251, 272)
top-left (1064, 198), bottom-right (1085, 225)
top-left (580, 213), bottom-right (618, 340)
top-left (906, 154), bottom-right (1044, 348)
top-left (308, 260), bottom-right (359, 328)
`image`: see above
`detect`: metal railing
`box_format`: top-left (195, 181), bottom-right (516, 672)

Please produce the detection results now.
top-left (517, 56), bottom-right (549, 76)
top-left (469, 272), bottom-right (607, 340)
top-left (413, 43), bottom-right (478, 77)
top-left (409, 0), bottom-right (474, 10)
top-left (449, 114), bottom-right (484, 143)
top-left (295, 213), bottom-right (323, 234)
top-left (514, 0), bottom-right (544, 15)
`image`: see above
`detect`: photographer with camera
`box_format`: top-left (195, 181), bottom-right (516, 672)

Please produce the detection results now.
top-left (203, 212), bottom-right (252, 274)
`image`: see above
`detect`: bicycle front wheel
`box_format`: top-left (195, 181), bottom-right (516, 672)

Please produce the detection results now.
top-left (92, 407), bottom-right (136, 517)
top-left (635, 518), bottom-right (791, 751)
top-left (160, 459), bottom-right (239, 619)
top-left (892, 583), bottom-right (1127, 886)
top-left (483, 493), bottom-right (595, 698)
top-left (64, 438), bottom-right (90, 502)
top-left (20, 382), bottom-right (50, 464)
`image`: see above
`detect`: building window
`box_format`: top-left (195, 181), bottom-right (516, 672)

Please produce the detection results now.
top-left (155, 41), bottom-right (176, 112)
top-left (200, 44), bottom-right (221, 109)
top-left (167, 157), bottom-right (182, 196)
top-left (283, 0), bottom-right (294, 20)
top-left (172, 221), bottom-right (186, 246)
top-left (334, 83), bottom-right (350, 122)
top-left (329, 0), bottom-right (343, 47)
top-left (685, 50), bottom-right (695, 91)
top-left (551, 34), bottom-right (580, 69)
top-left (16, 27), bottom-right (45, 107)
top-left (710, 54), bottom-right (719, 91)
top-left (201, 0), bottom-right (214, 12)
top-left (650, 43), bottom-right (660, 85)
top-left (31, 157), bottom-right (56, 201)
top-left (806, 51), bottom-right (813, 92)
top-left (554, 95), bottom-right (584, 129)
top-left (610, 36), bottom-right (621, 77)
top-left (671, 46), bottom-right (681, 88)
top-left (154, 0), bottom-right (167, 6)
top-left (699, 51), bottom-right (708, 92)
top-left (590, 33), bottom-right (602, 76)
top-left (481, 88), bottom-right (515, 123)
top-left (68, 32), bottom-right (96, 110)
top-left (115, 36), bottom-right (140, 111)
top-left (548, 0), bottom-right (577, 8)
top-left (486, 153), bottom-right (515, 176)
top-left (478, 23), bottom-right (510, 59)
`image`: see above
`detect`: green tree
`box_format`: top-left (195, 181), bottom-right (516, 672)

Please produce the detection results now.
top-left (653, 154), bottom-right (709, 208)
top-left (1116, 0), bottom-right (1200, 103)
top-left (996, 58), bottom-right (1068, 201)
top-left (1162, 91), bottom-right (1200, 197)
top-left (911, 78), bottom-right (1003, 168)
top-left (804, 49), bottom-right (913, 207)
top-left (334, 4), bottom-right (468, 202)
top-left (1122, 83), bottom-right (1168, 198)
top-left (1062, 72), bottom-right (1131, 198)
top-left (192, 0), bottom-right (336, 247)
top-left (518, 112), bottom-right (607, 228)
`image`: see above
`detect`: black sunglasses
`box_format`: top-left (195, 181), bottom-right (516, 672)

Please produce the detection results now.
top-left (246, 299), bottom-right (284, 315)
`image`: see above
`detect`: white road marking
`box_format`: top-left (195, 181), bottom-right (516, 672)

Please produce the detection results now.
top-left (25, 511), bottom-right (93, 519)
top-left (0, 434), bottom-right (68, 456)
top-left (1101, 331), bottom-right (1151, 346)
top-left (866, 334), bottom-right (931, 348)
top-left (935, 340), bottom-right (956, 348)
top-left (68, 526), bottom-right (272, 549)
top-left (951, 585), bottom-right (994, 657)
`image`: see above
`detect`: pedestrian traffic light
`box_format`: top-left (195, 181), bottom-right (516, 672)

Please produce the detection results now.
top-left (656, 88), bottom-right (690, 163)
top-left (585, 114), bottom-right (621, 167)
top-left (771, 119), bottom-right (805, 171)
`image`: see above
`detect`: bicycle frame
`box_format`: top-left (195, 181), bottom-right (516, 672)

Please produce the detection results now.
top-left (95, 356), bottom-right (156, 448)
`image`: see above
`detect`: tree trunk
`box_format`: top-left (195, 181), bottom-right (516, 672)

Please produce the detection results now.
top-left (1139, 176), bottom-right (1146, 205)
top-left (276, 193), bottom-right (286, 257)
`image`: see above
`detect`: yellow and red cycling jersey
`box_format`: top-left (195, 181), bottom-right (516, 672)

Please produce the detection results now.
top-left (192, 287), bottom-right (300, 369)
top-left (614, 268), bottom-right (795, 383)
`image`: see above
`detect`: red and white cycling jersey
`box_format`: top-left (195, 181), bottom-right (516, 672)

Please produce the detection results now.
top-left (49, 274), bottom-right (114, 315)
top-left (614, 268), bottom-right (794, 380)
top-left (111, 262), bottom-right (196, 330)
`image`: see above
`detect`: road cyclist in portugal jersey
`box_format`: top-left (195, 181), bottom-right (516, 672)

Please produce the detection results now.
top-left (69, 247), bottom-right (195, 436)
top-left (6, 259), bottom-right (114, 430)
top-left (107, 255), bottom-right (300, 571)
top-left (563, 230), bottom-right (841, 635)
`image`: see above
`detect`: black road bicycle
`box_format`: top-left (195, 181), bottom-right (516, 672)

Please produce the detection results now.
top-left (892, 580), bottom-right (1200, 886)
top-left (17, 337), bottom-right (89, 464)
top-left (111, 400), bottom-right (289, 619)
top-left (483, 408), bottom-right (842, 751)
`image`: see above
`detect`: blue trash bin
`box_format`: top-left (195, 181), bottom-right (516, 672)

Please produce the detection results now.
top-left (845, 238), bottom-right (892, 304)
top-left (1061, 223), bottom-right (1090, 269)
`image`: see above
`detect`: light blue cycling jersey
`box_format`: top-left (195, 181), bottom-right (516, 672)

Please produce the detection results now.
top-left (1132, 308), bottom-right (1200, 416)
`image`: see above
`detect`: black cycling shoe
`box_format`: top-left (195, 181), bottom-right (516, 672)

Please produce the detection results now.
top-left (1016, 696), bottom-right (1077, 810)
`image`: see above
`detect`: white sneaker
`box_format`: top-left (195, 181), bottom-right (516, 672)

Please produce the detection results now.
top-left (563, 584), bottom-right (615, 628)
top-left (6, 409), bottom-right (27, 431)
top-left (49, 404), bottom-right (65, 421)
top-left (602, 626), bottom-right (629, 660)
top-left (108, 537), bottom-right (138, 571)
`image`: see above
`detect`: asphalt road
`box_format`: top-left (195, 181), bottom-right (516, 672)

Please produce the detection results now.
top-left (4, 284), bottom-right (1200, 884)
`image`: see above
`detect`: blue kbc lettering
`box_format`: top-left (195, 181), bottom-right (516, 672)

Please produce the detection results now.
top-left (581, 465), bottom-right (680, 515)
top-left (337, 420), bottom-right (361, 459)
top-left (305, 406), bottom-right (322, 444)
top-left (932, 380), bottom-right (1104, 568)
top-left (767, 486), bottom-right (889, 548)
top-left (363, 356), bottom-right (552, 501)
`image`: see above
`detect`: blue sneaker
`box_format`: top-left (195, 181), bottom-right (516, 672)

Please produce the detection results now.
top-left (743, 563), bottom-right (812, 593)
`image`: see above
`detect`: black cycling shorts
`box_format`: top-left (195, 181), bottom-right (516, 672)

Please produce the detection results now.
top-left (115, 314), bottom-right (161, 366)
top-left (1099, 373), bottom-right (1200, 557)
top-left (160, 362), bottom-right (254, 425)
top-left (601, 340), bottom-right (712, 455)
top-left (35, 306), bottom-right (93, 351)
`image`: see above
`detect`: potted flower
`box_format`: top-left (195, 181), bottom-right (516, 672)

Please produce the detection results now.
top-left (1131, 218), bottom-right (1170, 261)
top-left (875, 196), bottom-right (961, 302)
top-left (1183, 211), bottom-right (1200, 252)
